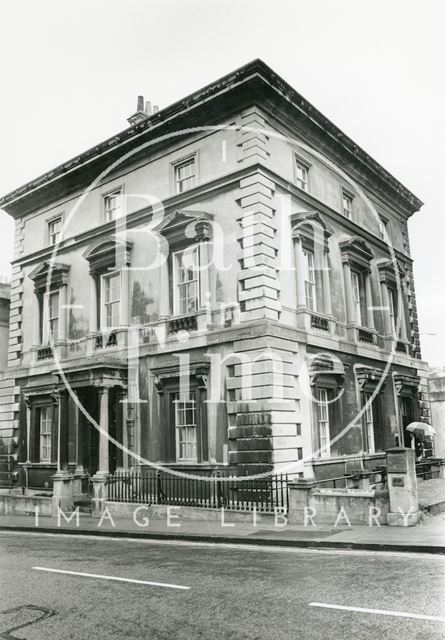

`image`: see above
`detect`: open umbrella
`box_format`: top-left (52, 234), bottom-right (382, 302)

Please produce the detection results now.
top-left (406, 421), bottom-right (436, 438)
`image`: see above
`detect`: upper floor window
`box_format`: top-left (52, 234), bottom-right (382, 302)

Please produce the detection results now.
top-left (175, 158), bottom-right (196, 193)
top-left (302, 249), bottom-right (317, 311)
top-left (39, 406), bottom-right (52, 462)
top-left (295, 158), bottom-right (309, 192)
top-left (102, 271), bottom-right (121, 329)
top-left (342, 192), bottom-right (353, 219)
top-left (351, 271), bottom-right (365, 326)
top-left (48, 216), bottom-right (62, 245)
top-left (104, 189), bottom-right (123, 222)
top-left (174, 394), bottom-right (197, 462)
top-left (173, 246), bottom-right (200, 315)
top-left (47, 291), bottom-right (59, 342)
top-left (388, 286), bottom-right (398, 333)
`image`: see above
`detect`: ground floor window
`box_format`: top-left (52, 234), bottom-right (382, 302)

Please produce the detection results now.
top-left (317, 388), bottom-right (331, 458)
top-left (364, 393), bottom-right (375, 453)
top-left (174, 394), bottom-right (198, 462)
top-left (39, 406), bottom-right (52, 462)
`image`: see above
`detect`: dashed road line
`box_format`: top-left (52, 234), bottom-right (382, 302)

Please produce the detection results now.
top-left (32, 567), bottom-right (190, 590)
top-left (309, 602), bottom-right (445, 623)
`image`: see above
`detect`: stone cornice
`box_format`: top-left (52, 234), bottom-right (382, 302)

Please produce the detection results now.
top-left (0, 59), bottom-right (422, 218)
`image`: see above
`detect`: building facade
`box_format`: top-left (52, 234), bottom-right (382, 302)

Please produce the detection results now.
top-left (0, 60), bottom-right (431, 491)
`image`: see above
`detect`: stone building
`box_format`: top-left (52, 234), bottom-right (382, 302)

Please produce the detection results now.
top-left (0, 59), bottom-right (431, 494)
top-left (429, 369), bottom-right (445, 458)
top-left (0, 278), bottom-right (12, 485)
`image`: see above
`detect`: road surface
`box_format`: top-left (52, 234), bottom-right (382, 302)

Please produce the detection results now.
top-left (0, 531), bottom-right (444, 639)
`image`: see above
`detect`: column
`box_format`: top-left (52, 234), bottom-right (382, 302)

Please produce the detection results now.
top-left (364, 273), bottom-right (375, 330)
top-left (321, 251), bottom-right (332, 316)
top-left (115, 389), bottom-right (126, 470)
top-left (294, 239), bottom-right (306, 308)
top-left (342, 261), bottom-right (354, 323)
top-left (380, 281), bottom-right (393, 336)
top-left (159, 254), bottom-right (170, 318)
top-left (88, 271), bottom-right (98, 333)
top-left (74, 391), bottom-right (85, 474)
top-left (32, 294), bottom-right (41, 346)
top-left (57, 390), bottom-right (69, 472)
top-left (59, 283), bottom-right (67, 341)
top-left (97, 387), bottom-right (110, 475)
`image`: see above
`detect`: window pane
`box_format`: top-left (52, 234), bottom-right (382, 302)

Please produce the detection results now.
top-left (174, 395), bottom-right (197, 461)
top-left (175, 247), bottom-right (199, 315)
top-left (175, 159), bottom-right (195, 193)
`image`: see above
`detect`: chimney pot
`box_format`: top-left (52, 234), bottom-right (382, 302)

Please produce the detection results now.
top-left (137, 95), bottom-right (144, 112)
top-left (153, 105), bottom-right (159, 113)
top-left (145, 101), bottom-right (152, 115)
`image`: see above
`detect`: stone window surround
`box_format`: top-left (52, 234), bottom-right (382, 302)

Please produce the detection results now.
top-left (153, 363), bottom-right (209, 464)
top-left (153, 210), bottom-right (212, 320)
top-left (83, 236), bottom-right (133, 333)
top-left (291, 211), bottom-right (333, 325)
top-left (340, 237), bottom-right (376, 337)
top-left (29, 261), bottom-right (70, 347)
top-left (377, 260), bottom-right (408, 344)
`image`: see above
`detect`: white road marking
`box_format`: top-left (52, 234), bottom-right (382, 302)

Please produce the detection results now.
top-left (309, 602), bottom-right (445, 623)
top-left (32, 566), bottom-right (190, 590)
top-left (1, 530), bottom-right (444, 561)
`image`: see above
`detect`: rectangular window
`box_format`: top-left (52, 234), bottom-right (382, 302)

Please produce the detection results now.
top-left (175, 158), bottom-right (195, 193)
top-left (174, 394), bottom-right (197, 461)
top-left (351, 271), bottom-right (363, 326)
top-left (39, 406), bottom-right (52, 462)
top-left (174, 246), bottom-right (199, 315)
top-left (295, 160), bottom-right (309, 191)
top-left (364, 393), bottom-right (375, 453)
top-left (48, 291), bottom-right (59, 343)
top-left (342, 192), bottom-right (353, 219)
top-left (104, 189), bottom-right (123, 222)
top-left (102, 272), bottom-right (121, 329)
top-left (317, 388), bottom-right (331, 458)
top-left (303, 249), bottom-right (317, 311)
top-left (388, 287), bottom-right (398, 333)
top-left (48, 217), bottom-right (62, 245)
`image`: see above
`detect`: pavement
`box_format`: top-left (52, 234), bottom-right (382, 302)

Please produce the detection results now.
top-left (1, 530), bottom-right (445, 639)
top-left (1, 508), bottom-right (444, 554)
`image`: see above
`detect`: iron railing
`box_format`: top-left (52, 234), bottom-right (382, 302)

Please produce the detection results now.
top-left (107, 470), bottom-right (289, 513)
top-left (416, 460), bottom-right (441, 480)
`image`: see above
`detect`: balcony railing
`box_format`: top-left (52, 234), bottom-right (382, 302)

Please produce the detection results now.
top-left (37, 346), bottom-right (52, 360)
top-left (310, 314), bottom-right (329, 332)
top-left (168, 315), bottom-right (198, 334)
top-left (358, 328), bottom-right (374, 344)
top-left (95, 331), bottom-right (117, 349)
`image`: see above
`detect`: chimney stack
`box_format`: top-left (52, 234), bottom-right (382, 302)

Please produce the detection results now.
top-left (127, 95), bottom-right (159, 125)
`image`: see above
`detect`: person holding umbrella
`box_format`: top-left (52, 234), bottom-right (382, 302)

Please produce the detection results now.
top-left (405, 422), bottom-right (436, 460)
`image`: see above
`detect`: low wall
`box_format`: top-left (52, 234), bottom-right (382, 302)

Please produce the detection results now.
top-left (104, 501), bottom-right (276, 523)
top-left (0, 494), bottom-right (53, 517)
top-left (289, 483), bottom-right (390, 525)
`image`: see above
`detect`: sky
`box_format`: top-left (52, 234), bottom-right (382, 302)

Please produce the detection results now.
top-left (0, 0), bottom-right (443, 365)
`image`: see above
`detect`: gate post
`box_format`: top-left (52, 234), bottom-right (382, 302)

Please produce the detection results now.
top-left (386, 447), bottom-right (420, 526)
